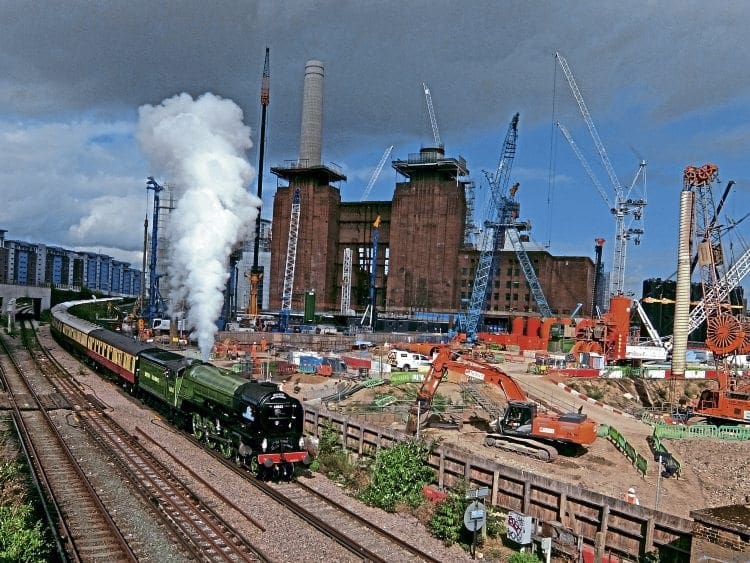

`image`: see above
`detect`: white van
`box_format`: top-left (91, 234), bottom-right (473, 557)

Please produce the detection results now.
top-left (152, 318), bottom-right (187, 332)
top-left (387, 350), bottom-right (431, 371)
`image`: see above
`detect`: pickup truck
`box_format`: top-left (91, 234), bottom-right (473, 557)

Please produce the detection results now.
top-left (387, 350), bottom-right (431, 371)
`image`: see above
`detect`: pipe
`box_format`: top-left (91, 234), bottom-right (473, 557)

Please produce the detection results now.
top-left (672, 190), bottom-right (694, 378)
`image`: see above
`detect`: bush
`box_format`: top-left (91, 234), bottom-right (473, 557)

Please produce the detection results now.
top-left (429, 480), bottom-right (469, 546)
top-left (509, 552), bottom-right (542, 563)
top-left (0, 503), bottom-right (48, 562)
top-left (357, 438), bottom-right (435, 512)
top-left (314, 424), bottom-right (358, 485)
top-left (0, 444), bottom-right (50, 563)
top-left (429, 481), bottom-right (506, 549)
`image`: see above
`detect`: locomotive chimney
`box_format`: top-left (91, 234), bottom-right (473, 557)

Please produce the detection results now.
top-left (299, 60), bottom-right (324, 167)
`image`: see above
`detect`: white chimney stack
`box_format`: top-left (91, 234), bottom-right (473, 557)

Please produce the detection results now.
top-left (299, 60), bottom-right (324, 166)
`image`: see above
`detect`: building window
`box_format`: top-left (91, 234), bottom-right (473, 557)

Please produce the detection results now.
top-left (513, 293), bottom-right (518, 301)
top-left (505, 293), bottom-right (511, 301)
top-left (524, 294), bottom-right (530, 302)
top-left (506, 281), bottom-right (511, 288)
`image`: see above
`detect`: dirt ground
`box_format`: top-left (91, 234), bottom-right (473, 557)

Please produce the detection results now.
top-left (288, 360), bottom-right (749, 520)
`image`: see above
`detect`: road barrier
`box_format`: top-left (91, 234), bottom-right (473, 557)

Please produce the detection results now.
top-left (653, 423), bottom-right (750, 441)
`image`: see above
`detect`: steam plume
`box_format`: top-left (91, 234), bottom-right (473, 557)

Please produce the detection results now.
top-left (137, 92), bottom-right (260, 360)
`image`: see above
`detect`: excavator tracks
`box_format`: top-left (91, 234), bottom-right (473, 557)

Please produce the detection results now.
top-left (484, 433), bottom-right (559, 462)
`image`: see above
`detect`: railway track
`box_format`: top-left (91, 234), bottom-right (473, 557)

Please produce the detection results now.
top-left (169, 432), bottom-right (444, 562)
top-left (269, 479), bottom-right (444, 563)
top-left (0, 328), bottom-right (135, 562)
top-left (4, 322), bottom-right (272, 562)
top-left (27, 321), bottom-right (461, 560)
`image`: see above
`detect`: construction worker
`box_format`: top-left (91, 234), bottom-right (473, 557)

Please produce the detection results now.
top-left (625, 487), bottom-right (640, 505)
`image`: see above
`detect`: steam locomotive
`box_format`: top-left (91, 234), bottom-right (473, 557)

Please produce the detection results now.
top-left (51, 299), bottom-right (311, 478)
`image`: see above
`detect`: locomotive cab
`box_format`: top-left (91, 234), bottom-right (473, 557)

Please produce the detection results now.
top-left (238, 382), bottom-right (304, 436)
top-left (237, 382), bottom-right (310, 475)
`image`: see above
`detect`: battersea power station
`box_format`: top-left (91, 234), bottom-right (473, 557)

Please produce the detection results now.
top-left (268, 61), bottom-right (595, 327)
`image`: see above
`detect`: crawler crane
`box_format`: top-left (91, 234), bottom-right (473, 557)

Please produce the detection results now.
top-left (679, 164), bottom-right (750, 424)
top-left (406, 349), bottom-right (597, 461)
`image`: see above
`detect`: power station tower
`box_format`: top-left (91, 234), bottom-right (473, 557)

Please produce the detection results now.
top-left (271, 60), bottom-right (346, 314)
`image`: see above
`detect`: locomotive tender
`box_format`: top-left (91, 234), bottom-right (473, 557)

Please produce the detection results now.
top-left (51, 299), bottom-right (311, 478)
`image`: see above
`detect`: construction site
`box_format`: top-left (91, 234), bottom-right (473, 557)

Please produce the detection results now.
top-left (119, 52), bottom-right (749, 562)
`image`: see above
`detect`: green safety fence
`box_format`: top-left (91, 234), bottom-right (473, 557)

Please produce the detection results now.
top-left (648, 432), bottom-right (682, 477)
top-left (363, 378), bottom-right (386, 388)
top-left (598, 424), bottom-right (648, 477)
top-left (373, 394), bottom-right (398, 408)
top-left (654, 423), bottom-right (750, 441)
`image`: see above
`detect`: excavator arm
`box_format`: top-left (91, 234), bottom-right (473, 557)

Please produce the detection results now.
top-left (448, 359), bottom-right (528, 402)
top-left (406, 347), bottom-right (455, 433)
top-left (406, 351), bottom-right (525, 434)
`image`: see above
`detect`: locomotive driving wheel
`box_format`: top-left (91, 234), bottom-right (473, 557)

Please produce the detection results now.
top-left (249, 456), bottom-right (260, 476)
top-left (706, 314), bottom-right (745, 355)
top-left (219, 430), bottom-right (234, 459)
top-left (192, 413), bottom-right (204, 440)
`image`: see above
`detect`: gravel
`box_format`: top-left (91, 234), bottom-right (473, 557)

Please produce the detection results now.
top-left (42, 326), bottom-right (474, 561)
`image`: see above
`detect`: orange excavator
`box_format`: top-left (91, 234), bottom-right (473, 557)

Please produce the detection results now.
top-left (406, 348), bottom-right (597, 461)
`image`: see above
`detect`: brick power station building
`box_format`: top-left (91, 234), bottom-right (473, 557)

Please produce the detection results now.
top-left (269, 60), bottom-right (595, 325)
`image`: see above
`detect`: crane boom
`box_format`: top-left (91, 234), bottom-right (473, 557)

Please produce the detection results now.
top-left (361, 145), bottom-right (393, 201)
top-left (279, 187), bottom-right (301, 332)
top-left (556, 122), bottom-right (614, 209)
top-left (688, 245), bottom-right (750, 335)
top-left (555, 52), bottom-right (647, 296)
top-left (555, 52), bottom-right (622, 195)
top-left (422, 82), bottom-right (441, 146)
top-left (506, 226), bottom-right (553, 317)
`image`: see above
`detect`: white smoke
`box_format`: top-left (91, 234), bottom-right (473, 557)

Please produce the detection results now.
top-left (136, 92), bottom-right (260, 361)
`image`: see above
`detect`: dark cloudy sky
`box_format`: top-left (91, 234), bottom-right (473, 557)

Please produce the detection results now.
top-left (2, 0), bottom-right (749, 295)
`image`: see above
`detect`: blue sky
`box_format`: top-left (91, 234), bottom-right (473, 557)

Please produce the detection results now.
top-left (1, 0), bottom-right (749, 298)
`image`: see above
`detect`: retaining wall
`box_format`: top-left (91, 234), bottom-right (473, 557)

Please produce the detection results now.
top-left (303, 405), bottom-right (693, 560)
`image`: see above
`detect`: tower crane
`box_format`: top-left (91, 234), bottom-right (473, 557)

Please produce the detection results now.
top-left (422, 82), bottom-right (441, 147)
top-left (145, 177), bottom-right (166, 325)
top-left (247, 47), bottom-right (271, 320)
top-left (361, 215), bottom-right (381, 328)
top-left (459, 113), bottom-right (520, 340)
top-left (555, 52), bottom-right (647, 297)
top-left (340, 247), bottom-right (352, 315)
top-left (340, 147), bottom-right (394, 316)
top-left (278, 187), bottom-right (301, 332)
